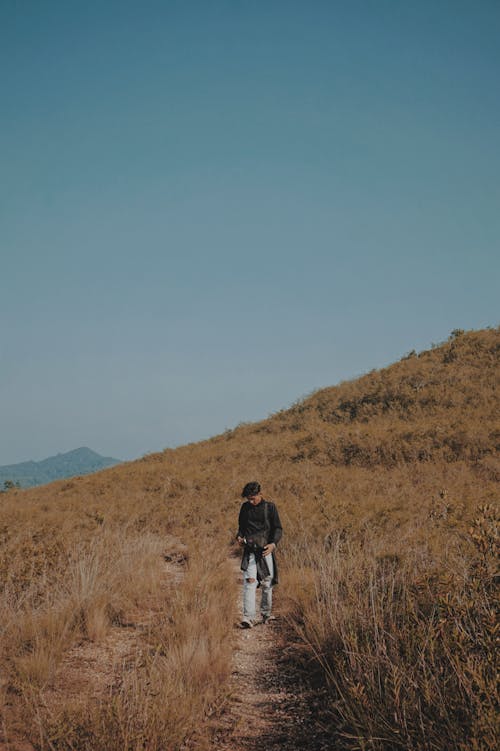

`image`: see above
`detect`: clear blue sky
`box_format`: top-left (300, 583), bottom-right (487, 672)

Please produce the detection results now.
top-left (1, 1), bottom-right (499, 464)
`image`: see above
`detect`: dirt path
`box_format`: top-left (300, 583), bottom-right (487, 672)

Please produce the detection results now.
top-left (213, 560), bottom-right (332, 751)
top-left (2, 555), bottom-right (332, 751)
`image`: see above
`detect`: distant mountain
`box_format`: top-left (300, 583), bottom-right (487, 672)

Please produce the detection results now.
top-left (0, 447), bottom-right (122, 489)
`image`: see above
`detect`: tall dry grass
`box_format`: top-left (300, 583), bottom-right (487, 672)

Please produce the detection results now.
top-left (285, 505), bottom-right (499, 750)
top-left (1, 516), bottom-right (235, 750)
top-left (27, 553), bottom-right (235, 751)
top-left (1, 529), bottom-right (166, 689)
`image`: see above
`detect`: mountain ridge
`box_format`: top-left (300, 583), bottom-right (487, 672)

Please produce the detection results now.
top-left (0, 446), bottom-right (121, 489)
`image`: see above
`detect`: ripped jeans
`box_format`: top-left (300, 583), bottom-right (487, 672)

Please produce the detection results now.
top-left (243, 552), bottom-right (274, 621)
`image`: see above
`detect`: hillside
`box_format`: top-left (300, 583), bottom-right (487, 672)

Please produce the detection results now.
top-left (3, 327), bottom-right (498, 577)
top-left (1, 327), bottom-right (498, 751)
top-left (20, 327), bottom-right (497, 493)
top-left (0, 447), bottom-right (121, 489)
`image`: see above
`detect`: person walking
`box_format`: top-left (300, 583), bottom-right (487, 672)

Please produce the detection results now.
top-left (236, 481), bottom-right (283, 628)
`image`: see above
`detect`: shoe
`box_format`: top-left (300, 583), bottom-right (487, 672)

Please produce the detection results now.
top-left (261, 614), bottom-right (275, 624)
top-left (240, 618), bottom-right (254, 629)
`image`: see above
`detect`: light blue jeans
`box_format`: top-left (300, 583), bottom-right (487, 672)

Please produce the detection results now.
top-left (243, 552), bottom-right (274, 621)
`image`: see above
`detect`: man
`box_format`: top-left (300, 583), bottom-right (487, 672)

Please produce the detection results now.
top-left (236, 481), bottom-right (283, 628)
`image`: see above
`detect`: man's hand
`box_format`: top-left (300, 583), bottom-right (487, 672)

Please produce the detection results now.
top-left (237, 536), bottom-right (245, 547)
top-left (263, 543), bottom-right (276, 557)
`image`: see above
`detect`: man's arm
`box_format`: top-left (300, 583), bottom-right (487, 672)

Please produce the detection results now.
top-left (236, 503), bottom-right (246, 541)
top-left (269, 503), bottom-right (283, 545)
top-left (263, 502), bottom-right (283, 555)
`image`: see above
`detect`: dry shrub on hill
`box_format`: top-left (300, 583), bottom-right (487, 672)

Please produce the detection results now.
top-left (33, 554), bottom-right (234, 751)
top-left (285, 504), bottom-right (499, 750)
top-left (0, 490), bottom-right (235, 751)
top-left (281, 327), bottom-right (499, 467)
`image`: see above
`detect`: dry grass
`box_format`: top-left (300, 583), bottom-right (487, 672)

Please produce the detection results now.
top-left (285, 505), bottom-right (498, 750)
top-left (26, 554), bottom-right (235, 751)
top-left (0, 327), bottom-right (498, 748)
top-left (1, 526), bottom-right (235, 750)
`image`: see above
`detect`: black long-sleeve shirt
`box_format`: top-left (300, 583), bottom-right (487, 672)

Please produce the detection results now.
top-left (237, 499), bottom-right (283, 545)
top-left (237, 499), bottom-right (283, 584)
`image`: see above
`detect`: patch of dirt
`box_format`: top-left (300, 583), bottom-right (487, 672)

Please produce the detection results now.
top-left (43, 560), bottom-right (182, 708)
top-left (0, 741), bottom-right (35, 751)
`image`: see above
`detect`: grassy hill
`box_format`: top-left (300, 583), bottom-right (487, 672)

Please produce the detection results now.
top-left (1, 327), bottom-right (498, 750)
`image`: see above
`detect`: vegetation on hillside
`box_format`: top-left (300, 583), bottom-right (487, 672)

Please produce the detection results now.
top-left (0, 327), bottom-right (498, 750)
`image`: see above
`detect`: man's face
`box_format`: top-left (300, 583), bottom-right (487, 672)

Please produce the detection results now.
top-left (247, 494), bottom-right (263, 505)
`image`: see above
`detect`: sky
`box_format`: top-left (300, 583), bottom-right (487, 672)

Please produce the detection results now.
top-left (1, 0), bottom-right (499, 464)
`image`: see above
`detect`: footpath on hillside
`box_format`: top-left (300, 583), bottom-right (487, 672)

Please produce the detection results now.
top-left (1, 556), bottom-right (332, 751)
top-left (211, 558), bottom-right (332, 751)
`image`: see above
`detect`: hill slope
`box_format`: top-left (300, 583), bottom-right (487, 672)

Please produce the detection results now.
top-left (5, 328), bottom-right (498, 540)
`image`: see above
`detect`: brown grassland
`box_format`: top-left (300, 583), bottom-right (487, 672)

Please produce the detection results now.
top-left (1, 327), bottom-right (498, 750)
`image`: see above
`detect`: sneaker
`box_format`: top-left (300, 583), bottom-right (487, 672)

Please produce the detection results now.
top-left (240, 618), bottom-right (254, 629)
top-left (261, 614), bottom-right (276, 624)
